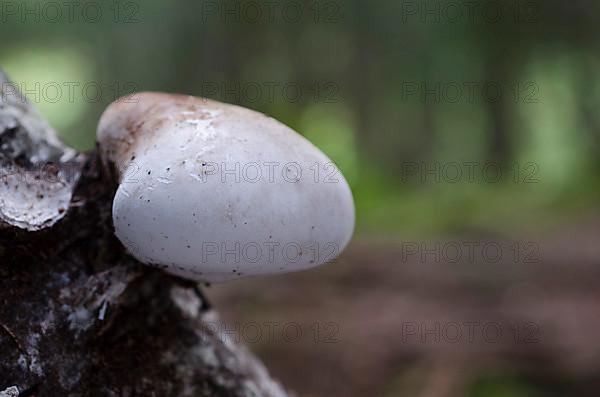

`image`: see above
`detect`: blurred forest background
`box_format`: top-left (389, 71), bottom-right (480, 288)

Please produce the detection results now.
top-left (3, 0), bottom-right (600, 236)
top-left (2, 0), bottom-right (600, 396)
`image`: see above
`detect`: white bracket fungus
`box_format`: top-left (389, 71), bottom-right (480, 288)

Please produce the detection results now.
top-left (97, 93), bottom-right (355, 282)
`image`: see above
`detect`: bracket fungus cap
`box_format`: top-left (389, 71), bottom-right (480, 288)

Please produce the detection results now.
top-left (97, 93), bottom-right (355, 282)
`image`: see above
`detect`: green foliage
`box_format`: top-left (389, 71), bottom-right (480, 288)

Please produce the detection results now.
top-left (1, 0), bottom-right (598, 236)
top-left (470, 376), bottom-right (544, 397)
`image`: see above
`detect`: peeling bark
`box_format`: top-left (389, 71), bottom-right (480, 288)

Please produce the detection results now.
top-left (0, 70), bottom-right (83, 231)
top-left (0, 70), bottom-right (289, 397)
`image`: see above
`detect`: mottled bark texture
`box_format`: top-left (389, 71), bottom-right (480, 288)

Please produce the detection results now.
top-left (0, 71), bottom-right (288, 397)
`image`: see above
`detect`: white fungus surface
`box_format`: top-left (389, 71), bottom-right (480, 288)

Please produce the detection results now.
top-left (97, 93), bottom-right (355, 282)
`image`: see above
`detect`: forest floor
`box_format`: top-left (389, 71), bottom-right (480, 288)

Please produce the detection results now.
top-left (208, 212), bottom-right (600, 397)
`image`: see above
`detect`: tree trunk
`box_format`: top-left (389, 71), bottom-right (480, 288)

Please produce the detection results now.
top-left (0, 70), bottom-right (288, 397)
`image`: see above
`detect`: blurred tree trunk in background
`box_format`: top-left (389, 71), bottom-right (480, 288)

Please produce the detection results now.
top-left (486, 50), bottom-right (514, 166)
